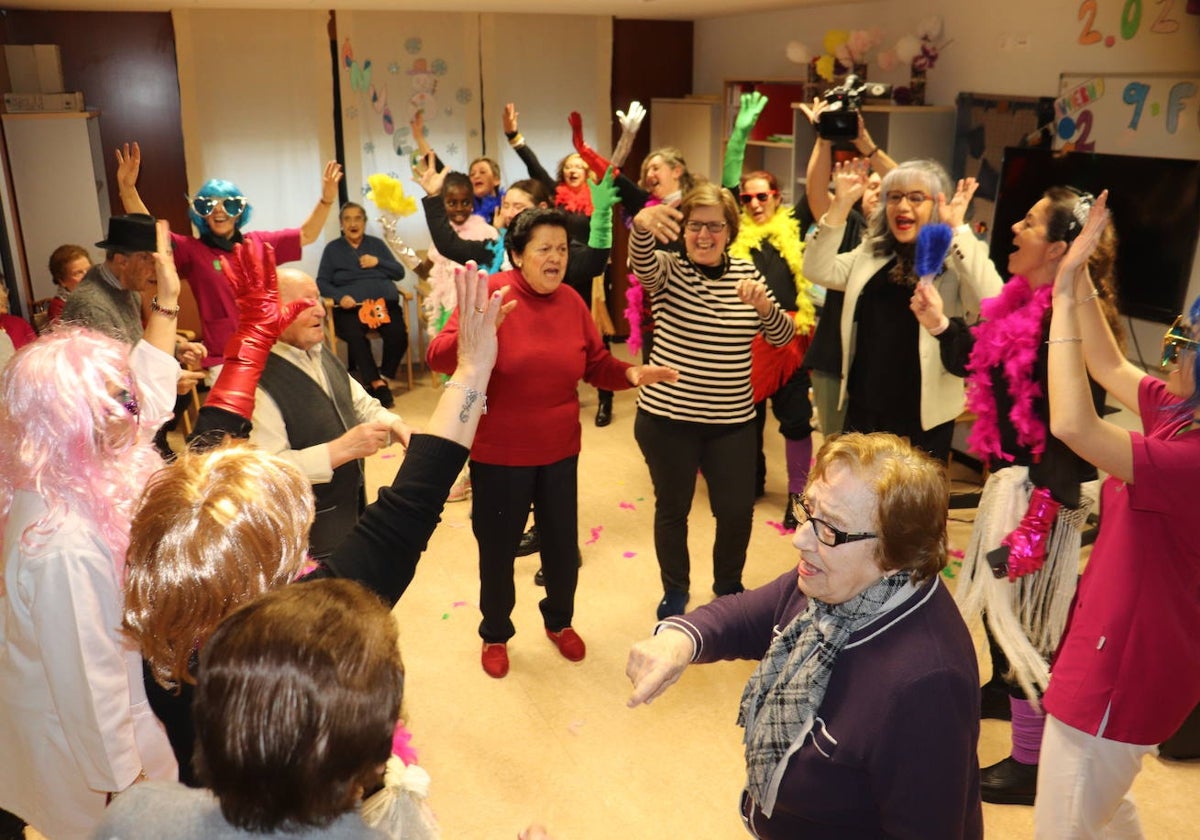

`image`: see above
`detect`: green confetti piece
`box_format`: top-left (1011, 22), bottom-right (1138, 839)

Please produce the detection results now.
top-left (441, 613), bottom-right (450, 620)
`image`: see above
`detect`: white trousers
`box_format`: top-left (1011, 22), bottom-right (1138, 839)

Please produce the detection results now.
top-left (1034, 713), bottom-right (1156, 839)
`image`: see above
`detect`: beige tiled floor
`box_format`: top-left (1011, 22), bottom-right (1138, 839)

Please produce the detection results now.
top-left (91, 349), bottom-right (1192, 840)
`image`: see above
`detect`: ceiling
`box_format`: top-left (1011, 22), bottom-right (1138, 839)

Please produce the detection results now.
top-left (0, 0), bottom-right (856, 23)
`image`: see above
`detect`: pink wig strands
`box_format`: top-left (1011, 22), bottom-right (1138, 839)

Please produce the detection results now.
top-left (0, 327), bottom-right (164, 576)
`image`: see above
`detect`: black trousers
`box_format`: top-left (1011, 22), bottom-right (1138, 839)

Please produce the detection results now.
top-left (843, 402), bottom-right (956, 464)
top-left (332, 299), bottom-right (408, 384)
top-left (470, 456), bottom-right (579, 643)
top-left (634, 410), bottom-right (755, 594)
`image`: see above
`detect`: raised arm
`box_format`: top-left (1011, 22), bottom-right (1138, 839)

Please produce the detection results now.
top-left (115, 142), bottom-right (152, 216)
top-left (722, 91), bottom-right (768, 190)
top-left (299, 161), bottom-right (344, 246)
top-left (503, 102), bottom-right (555, 195)
top-left (1048, 191), bottom-right (1135, 482)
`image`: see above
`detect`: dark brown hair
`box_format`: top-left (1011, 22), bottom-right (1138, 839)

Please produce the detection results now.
top-left (1043, 186), bottom-right (1124, 347)
top-left (48, 243), bottom-right (89, 284)
top-left (194, 579), bottom-right (404, 831)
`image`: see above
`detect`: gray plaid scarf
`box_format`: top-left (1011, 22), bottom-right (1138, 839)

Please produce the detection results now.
top-left (737, 571), bottom-right (916, 817)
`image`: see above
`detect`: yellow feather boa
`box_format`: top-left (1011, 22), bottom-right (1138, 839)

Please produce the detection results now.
top-left (729, 207), bottom-right (814, 333)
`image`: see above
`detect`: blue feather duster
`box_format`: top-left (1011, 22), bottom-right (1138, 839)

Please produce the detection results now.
top-left (915, 223), bottom-right (954, 286)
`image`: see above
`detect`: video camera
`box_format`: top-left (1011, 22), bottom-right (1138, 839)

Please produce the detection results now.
top-left (817, 75), bottom-right (893, 141)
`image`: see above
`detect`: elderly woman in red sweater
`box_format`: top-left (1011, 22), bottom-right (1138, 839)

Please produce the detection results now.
top-left (428, 208), bottom-right (676, 679)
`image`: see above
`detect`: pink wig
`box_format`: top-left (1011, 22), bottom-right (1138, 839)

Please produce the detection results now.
top-left (0, 327), bottom-right (164, 576)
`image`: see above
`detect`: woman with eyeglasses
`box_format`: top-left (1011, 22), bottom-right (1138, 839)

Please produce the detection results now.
top-left (0, 227), bottom-right (187, 840)
top-left (627, 433), bottom-right (982, 838)
top-left (803, 159), bottom-right (1004, 461)
top-left (1031, 192), bottom-right (1200, 837)
top-left (630, 183), bottom-right (794, 620)
top-left (909, 187), bottom-right (1122, 807)
top-left (115, 141), bottom-right (342, 371)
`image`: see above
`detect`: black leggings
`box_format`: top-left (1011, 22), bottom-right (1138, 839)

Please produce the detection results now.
top-left (332, 299), bottom-right (408, 384)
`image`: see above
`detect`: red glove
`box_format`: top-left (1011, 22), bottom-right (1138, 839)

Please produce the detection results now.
top-left (569, 111), bottom-right (618, 180)
top-left (1000, 487), bottom-right (1063, 580)
top-left (204, 242), bottom-right (310, 420)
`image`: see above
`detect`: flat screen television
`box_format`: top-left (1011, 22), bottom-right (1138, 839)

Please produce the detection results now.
top-left (991, 147), bottom-right (1200, 325)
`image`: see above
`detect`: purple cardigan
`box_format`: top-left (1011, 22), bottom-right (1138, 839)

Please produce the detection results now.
top-left (661, 572), bottom-right (982, 840)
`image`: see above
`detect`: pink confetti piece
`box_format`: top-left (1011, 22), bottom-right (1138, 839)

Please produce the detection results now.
top-left (452, 600), bottom-right (469, 608)
top-left (584, 525), bottom-right (603, 545)
top-left (765, 520), bottom-right (795, 536)
top-left (622, 551), bottom-right (637, 558)
top-left (380, 453), bottom-right (397, 459)
top-left (619, 501), bottom-right (637, 511)
top-left (949, 548), bottom-right (965, 559)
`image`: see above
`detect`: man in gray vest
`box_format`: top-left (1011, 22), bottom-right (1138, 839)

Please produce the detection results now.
top-left (251, 267), bottom-right (411, 559)
top-left (62, 214), bottom-right (160, 345)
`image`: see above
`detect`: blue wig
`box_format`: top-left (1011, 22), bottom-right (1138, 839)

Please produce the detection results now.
top-left (188, 178), bottom-right (253, 236)
top-left (1181, 294), bottom-right (1200, 416)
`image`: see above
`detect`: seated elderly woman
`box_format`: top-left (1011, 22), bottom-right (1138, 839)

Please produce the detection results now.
top-left (626, 433), bottom-right (982, 839)
top-left (98, 579), bottom-right (402, 838)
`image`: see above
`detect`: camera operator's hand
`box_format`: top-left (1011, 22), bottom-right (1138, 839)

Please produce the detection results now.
top-left (798, 97), bottom-right (830, 126)
top-left (826, 159), bottom-right (870, 224)
top-left (938, 177), bottom-right (979, 228)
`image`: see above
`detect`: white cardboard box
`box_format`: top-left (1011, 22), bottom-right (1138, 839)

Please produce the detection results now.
top-left (3, 92), bottom-right (84, 113)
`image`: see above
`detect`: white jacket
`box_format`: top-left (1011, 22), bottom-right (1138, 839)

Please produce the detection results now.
top-left (803, 219), bottom-right (1004, 430)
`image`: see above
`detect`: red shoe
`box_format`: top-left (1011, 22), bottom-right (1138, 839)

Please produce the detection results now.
top-left (545, 627), bottom-right (586, 662)
top-left (481, 642), bottom-right (509, 678)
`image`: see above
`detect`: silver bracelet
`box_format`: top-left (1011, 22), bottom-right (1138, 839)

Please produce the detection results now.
top-left (1046, 337), bottom-right (1083, 344)
top-left (444, 380), bottom-right (487, 419)
top-left (150, 296), bottom-right (180, 318)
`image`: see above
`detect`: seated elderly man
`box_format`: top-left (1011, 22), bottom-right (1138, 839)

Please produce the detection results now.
top-left (626, 433), bottom-right (982, 839)
top-left (250, 267), bottom-right (411, 560)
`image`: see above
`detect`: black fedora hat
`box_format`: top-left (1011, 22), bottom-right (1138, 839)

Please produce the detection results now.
top-left (95, 213), bottom-right (157, 253)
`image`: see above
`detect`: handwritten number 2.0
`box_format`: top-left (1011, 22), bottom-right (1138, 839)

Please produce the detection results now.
top-left (1078, 0), bottom-right (1103, 43)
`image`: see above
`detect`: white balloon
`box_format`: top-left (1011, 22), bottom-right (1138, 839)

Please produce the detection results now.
top-left (785, 40), bottom-right (810, 65)
top-left (894, 35), bottom-right (922, 63)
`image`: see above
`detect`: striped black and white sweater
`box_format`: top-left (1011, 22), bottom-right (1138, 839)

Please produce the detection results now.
top-left (629, 227), bottom-right (793, 424)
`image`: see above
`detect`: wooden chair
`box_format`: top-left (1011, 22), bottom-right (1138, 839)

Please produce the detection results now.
top-left (322, 290), bottom-right (416, 391)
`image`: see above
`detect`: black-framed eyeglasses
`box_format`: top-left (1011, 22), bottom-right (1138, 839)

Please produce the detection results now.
top-left (884, 191), bottom-right (930, 206)
top-left (739, 191), bottom-right (777, 205)
top-left (1161, 315), bottom-right (1200, 369)
top-left (684, 220), bottom-right (728, 234)
top-left (189, 195), bottom-right (248, 218)
top-left (793, 496), bottom-right (877, 547)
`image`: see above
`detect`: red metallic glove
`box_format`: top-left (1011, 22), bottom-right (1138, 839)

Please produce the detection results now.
top-left (569, 111), bottom-right (618, 180)
top-left (1000, 486), bottom-right (1063, 581)
top-left (203, 242), bottom-right (310, 420)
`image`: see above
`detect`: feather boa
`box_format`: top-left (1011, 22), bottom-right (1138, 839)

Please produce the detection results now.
top-left (965, 276), bottom-right (1053, 463)
top-left (555, 183), bottom-right (593, 216)
top-left (625, 279), bottom-right (644, 355)
top-left (728, 208), bottom-right (815, 334)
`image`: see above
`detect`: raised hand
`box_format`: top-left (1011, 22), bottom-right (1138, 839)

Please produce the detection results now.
top-left (937, 177), bottom-right (978, 227)
top-left (831, 158), bottom-right (870, 209)
top-left (152, 219), bottom-right (180, 307)
top-left (416, 152), bottom-right (447, 196)
top-left (633, 204), bottom-right (682, 244)
top-left (612, 100), bottom-right (646, 168)
top-left (454, 261), bottom-right (516, 377)
top-left (502, 102), bottom-right (519, 134)
top-left (1055, 190), bottom-right (1109, 293)
top-left (115, 142), bottom-right (142, 192)
top-left (587, 168), bottom-right (620, 250)
top-left (321, 161), bottom-right (344, 205)
top-left (569, 111), bottom-right (616, 179)
top-left (734, 91), bottom-right (769, 135)
top-left (797, 97), bottom-right (829, 126)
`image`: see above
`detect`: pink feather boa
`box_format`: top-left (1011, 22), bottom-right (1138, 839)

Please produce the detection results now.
top-left (964, 275), bottom-right (1053, 464)
top-left (625, 279), bottom-right (644, 355)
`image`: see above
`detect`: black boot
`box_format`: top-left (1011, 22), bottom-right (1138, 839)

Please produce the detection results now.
top-left (516, 525), bottom-right (541, 557)
top-left (980, 756), bottom-right (1038, 806)
top-left (595, 391), bottom-right (613, 427)
top-left (783, 493), bottom-right (801, 530)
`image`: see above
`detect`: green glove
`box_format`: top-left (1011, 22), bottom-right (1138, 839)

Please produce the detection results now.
top-left (723, 91), bottom-right (769, 189)
top-left (588, 166), bottom-right (619, 250)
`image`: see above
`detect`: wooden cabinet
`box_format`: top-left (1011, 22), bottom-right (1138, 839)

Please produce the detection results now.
top-left (0, 111), bottom-right (109, 312)
top-left (648, 96), bottom-right (722, 184)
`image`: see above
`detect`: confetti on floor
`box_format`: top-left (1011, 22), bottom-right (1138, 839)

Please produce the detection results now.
top-left (622, 551), bottom-right (637, 558)
top-left (452, 600), bottom-right (469, 608)
top-left (585, 525), bottom-right (603, 545)
top-left (949, 548), bottom-right (965, 559)
top-left (380, 453), bottom-right (397, 459)
top-left (765, 520), bottom-right (794, 536)
top-left (619, 501), bottom-right (637, 511)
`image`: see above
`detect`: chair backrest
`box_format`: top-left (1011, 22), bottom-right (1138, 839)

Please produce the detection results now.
top-left (30, 297), bottom-right (54, 335)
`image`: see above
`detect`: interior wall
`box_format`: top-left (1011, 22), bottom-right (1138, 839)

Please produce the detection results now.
top-left (171, 9), bottom-right (337, 281)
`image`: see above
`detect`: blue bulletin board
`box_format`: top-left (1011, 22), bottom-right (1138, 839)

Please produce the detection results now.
top-left (1057, 72), bottom-right (1200, 158)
